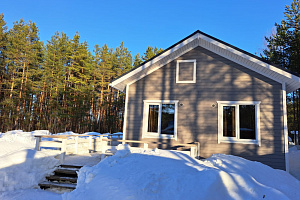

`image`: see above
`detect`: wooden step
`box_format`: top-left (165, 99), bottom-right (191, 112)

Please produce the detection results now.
top-left (104, 152), bottom-right (115, 156)
top-left (103, 150), bottom-right (116, 156)
top-left (39, 181), bottom-right (76, 190)
top-left (46, 175), bottom-right (78, 183)
top-left (60, 164), bottom-right (82, 169)
top-left (55, 167), bottom-right (79, 174)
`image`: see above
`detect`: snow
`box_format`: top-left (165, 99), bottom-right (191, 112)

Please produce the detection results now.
top-left (1, 131), bottom-right (300, 200)
top-left (204, 154), bottom-right (300, 199)
top-left (0, 189), bottom-right (62, 200)
top-left (289, 136), bottom-right (295, 145)
top-left (82, 132), bottom-right (101, 135)
top-left (0, 130), bottom-right (60, 192)
top-left (63, 153), bottom-right (102, 166)
top-left (63, 144), bottom-right (300, 200)
top-left (289, 146), bottom-right (300, 180)
top-left (0, 130), bottom-right (50, 155)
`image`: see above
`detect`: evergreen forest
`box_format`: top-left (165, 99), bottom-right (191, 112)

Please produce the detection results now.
top-left (1, 0), bottom-right (300, 139)
top-left (0, 14), bottom-right (163, 133)
top-left (263, 0), bottom-right (300, 144)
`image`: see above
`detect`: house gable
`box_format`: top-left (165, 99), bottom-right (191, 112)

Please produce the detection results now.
top-left (110, 30), bottom-right (300, 93)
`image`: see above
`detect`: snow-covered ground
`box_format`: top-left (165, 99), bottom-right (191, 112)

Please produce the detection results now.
top-left (289, 146), bottom-right (300, 180)
top-left (1, 130), bottom-right (300, 200)
top-left (0, 130), bottom-right (60, 193)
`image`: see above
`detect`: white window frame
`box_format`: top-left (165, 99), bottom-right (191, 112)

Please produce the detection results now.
top-left (176, 60), bottom-right (196, 83)
top-left (217, 101), bottom-right (261, 146)
top-left (142, 100), bottom-right (178, 140)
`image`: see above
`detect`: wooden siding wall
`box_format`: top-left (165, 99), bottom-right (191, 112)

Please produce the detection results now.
top-left (126, 46), bottom-right (285, 170)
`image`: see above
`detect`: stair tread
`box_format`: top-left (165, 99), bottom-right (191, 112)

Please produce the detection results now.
top-left (104, 152), bottom-right (115, 156)
top-left (60, 164), bottom-right (82, 169)
top-left (55, 168), bottom-right (79, 174)
top-left (46, 175), bottom-right (77, 182)
top-left (39, 181), bottom-right (76, 189)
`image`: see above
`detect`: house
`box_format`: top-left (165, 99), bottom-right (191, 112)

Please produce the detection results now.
top-left (110, 30), bottom-right (300, 171)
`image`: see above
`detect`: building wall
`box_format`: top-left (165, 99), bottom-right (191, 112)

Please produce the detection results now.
top-left (126, 46), bottom-right (285, 170)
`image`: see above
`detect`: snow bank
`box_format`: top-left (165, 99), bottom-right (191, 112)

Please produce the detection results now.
top-left (63, 145), bottom-right (300, 200)
top-left (56, 131), bottom-right (77, 136)
top-left (0, 130), bottom-right (121, 192)
top-left (204, 154), bottom-right (300, 199)
top-left (1, 131), bottom-right (300, 199)
top-left (0, 130), bottom-right (50, 156)
top-left (83, 132), bottom-right (101, 135)
top-left (289, 146), bottom-right (300, 180)
top-left (0, 130), bottom-right (59, 192)
top-left (0, 189), bottom-right (62, 200)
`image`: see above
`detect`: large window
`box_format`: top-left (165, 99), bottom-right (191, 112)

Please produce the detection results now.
top-left (143, 100), bottom-right (178, 140)
top-left (217, 101), bottom-right (261, 145)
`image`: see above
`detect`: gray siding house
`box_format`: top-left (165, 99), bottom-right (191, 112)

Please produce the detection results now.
top-left (110, 31), bottom-right (300, 171)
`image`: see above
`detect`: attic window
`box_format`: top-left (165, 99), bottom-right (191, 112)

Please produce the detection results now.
top-left (176, 60), bottom-right (196, 83)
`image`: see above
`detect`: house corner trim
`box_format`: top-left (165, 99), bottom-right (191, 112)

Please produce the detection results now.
top-left (122, 84), bottom-right (129, 143)
top-left (282, 82), bottom-right (289, 172)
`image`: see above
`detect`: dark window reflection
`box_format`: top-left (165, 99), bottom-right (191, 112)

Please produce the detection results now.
top-left (239, 105), bottom-right (256, 139)
top-left (148, 105), bottom-right (159, 132)
top-left (161, 104), bottom-right (175, 135)
top-left (223, 106), bottom-right (236, 137)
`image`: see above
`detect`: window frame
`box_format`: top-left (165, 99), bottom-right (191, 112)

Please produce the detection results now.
top-left (176, 59), bottom-right (197, 83)
top-left (217, 101), bottom-right (261, 146)
top-left (142, 100), bottom-right (178, 140)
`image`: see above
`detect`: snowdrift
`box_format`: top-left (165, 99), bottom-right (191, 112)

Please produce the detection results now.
top-left (63, 145), bottom-right (300, 200)
top-left (1, 130), bottom-right (300, 200)
top-left (290, 146), bottom-right (300, 180)
top-left (0, 130), bottom-right (60, 192)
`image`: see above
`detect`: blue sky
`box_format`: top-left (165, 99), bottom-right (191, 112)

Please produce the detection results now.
top-left (0, 0), bottom-right (293, 57)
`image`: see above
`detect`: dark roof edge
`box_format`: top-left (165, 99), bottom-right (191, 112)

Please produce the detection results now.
top-left (196, 30), bottom-right (300, 77)
top-left (111, 30), bottom-right (300, 84)
top-left (110, 30), bottom-right (201, 83)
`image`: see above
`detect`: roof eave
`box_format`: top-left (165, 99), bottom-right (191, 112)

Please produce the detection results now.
top-left (110, 30), bottom-right (300, 94)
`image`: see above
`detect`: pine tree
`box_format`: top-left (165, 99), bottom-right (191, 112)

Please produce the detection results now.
top-left (0, 13), bottom-right (7, 87)
top-left (39, 32), bottom-right (69, 132)
top-left (23, 21), bottom-right (44, 131)
top-left (5, 19), bottom-right (43, 130)
top-left (93, 44), bottom-right (114, 132)
top-left (133, 53), bottom-right (142, 67)
top-left (0, 13), bottom-right (8, 131)
top-left (66, 32), bottom-right (93, 132)
top-left (142, 46), bottom-right (164, 61)
top-left (114, 42), bottom-right (132, 76)
top-left (263, 0), bottom-right (300, 143)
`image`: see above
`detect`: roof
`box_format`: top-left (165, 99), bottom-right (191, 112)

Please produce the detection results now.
top-left (110, 30), bottom-right (300, 93)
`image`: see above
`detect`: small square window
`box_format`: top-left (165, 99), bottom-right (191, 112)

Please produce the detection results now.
top-left (176, 60), bottom-right (196, 83)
